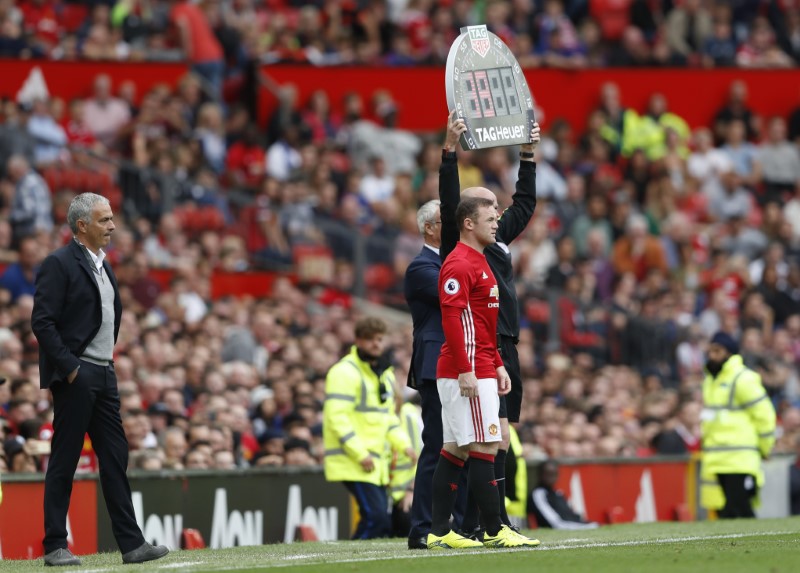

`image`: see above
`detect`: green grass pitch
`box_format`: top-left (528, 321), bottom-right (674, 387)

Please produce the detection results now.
top-left (4, 517), bottom-right (799, 572)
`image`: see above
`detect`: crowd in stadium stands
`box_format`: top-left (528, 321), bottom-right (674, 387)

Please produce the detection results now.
top-left (1, 0), bottom-right (800, 477)
top-left (0, 0), bottom-right (798, 72)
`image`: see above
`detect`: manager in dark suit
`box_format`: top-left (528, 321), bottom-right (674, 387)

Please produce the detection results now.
top-left (404, 199), bottom-right (466, 549)
top-left (32, 193), bottom-right (168, 567)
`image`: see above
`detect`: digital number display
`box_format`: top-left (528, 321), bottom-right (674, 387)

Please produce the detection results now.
top-left (445, 25), bottom-right (535, 150)
top-left (460, 66), bottom-right (521, 120)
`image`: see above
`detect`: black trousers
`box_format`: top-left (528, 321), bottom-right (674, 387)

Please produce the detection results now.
top-left (43, 361), bottom-right (144, 554)
top-left (498, 335), bottom-right (522, 423)
top-left (392, 499), bottom-right (412, 538)
top-left (717, 473), bottom-right (757, 519)
top-left (408, 379), bottom-right (467, 539)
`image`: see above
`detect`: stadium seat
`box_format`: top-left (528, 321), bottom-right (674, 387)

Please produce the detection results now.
top-left (364, 264), bottom-right (396, 292)
top-left (674, 504), bottom-right (692, 522)
top-left (61, 167), bottom-right (80, 190)
top-left (294, 525), bottom-right (318, 542)
top-left (607, 506), bottom-right (626, 524)
top-left (181, 528), bottom-right (206, 550)
top-left (105, 185), bottom-right (122, 212)
top-left (238, 205), bottom-right (268, 252)
top-left (202, 207), bottom-right (226, 232)
top-left (43, 167), bottom-right (60, 192)
top-left (526, 300), bottom-right (550, 323)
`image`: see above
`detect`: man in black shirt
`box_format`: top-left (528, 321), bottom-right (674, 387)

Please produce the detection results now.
top-left (440, 111), bottom-right (539, 534)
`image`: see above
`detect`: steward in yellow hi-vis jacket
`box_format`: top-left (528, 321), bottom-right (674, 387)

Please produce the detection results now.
top-left (700, 332), bottom-right (776, 518)
top-left (323, 317), bottom-right (415, 539)
top-left (389, 399), bottom-right (422, 537)
top-left (504, 425), bottom-right (527, 526)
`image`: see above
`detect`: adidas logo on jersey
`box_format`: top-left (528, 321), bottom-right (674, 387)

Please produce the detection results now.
top-left (482, 272), bottom-right (488, 279)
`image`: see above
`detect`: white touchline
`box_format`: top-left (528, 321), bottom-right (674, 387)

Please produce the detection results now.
top-left (126, 531), bottom-right (797, 571)
top-left (264, 531), bottom-right (800, 570)
top-left (534, 531), bottom-right (797, 552)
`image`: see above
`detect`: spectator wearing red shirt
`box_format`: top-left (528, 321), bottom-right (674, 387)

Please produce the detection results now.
top-left (590, 0), bottom-right (631, 42)
top-left (301, 90), bottom-right (341, 145)
top-left (20, 0), bottom-right (60, 55)
top-left (170, 0), bottom-right (225, 101)
top-left (225, 124), bottom-right (265, 190)
top-left (63, 99), bottom-right (97, 149)
top-left (700, 250), bottom-right (749, 309)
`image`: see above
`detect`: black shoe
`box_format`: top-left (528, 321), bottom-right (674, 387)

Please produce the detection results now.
top-left (408, 536), bottom-right (428, 550)
top-left (44, 548), bottom-right (81, 567)
top-left (458, 527), bottom-right (485, 543)
top-left (121, 542), bottom-right (169, 564)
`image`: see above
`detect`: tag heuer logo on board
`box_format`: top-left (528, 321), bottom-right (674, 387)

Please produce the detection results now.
top-left (468, 26), bottom-right (490, 58)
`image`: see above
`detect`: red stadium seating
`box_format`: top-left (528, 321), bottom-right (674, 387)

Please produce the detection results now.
top-left (60, 4), bottom-right (89, 33)
top-left (364, 264), bottom-right (396, 292)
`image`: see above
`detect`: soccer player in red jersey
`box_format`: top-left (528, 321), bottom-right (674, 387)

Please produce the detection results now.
top-left (427, 196), bottom-right (539, 549)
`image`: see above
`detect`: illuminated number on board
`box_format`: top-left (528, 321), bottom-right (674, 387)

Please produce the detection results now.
top-left (486, 68), bottom-right (509, 117)
top-left (473, 70), bottom-right (495, 118)
top-left (461, 72), bottom-right (483, 119)
top-left (499, 67), bottom-right (521, 114)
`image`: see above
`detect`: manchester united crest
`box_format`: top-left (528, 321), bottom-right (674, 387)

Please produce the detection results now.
top-left (489, 424), bottom-right (498, 436)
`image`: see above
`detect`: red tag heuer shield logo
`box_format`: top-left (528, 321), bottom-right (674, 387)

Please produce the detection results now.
top-left (468, 26), bottom-right (490, 58)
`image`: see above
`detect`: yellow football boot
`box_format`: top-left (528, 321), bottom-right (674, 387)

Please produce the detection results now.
top-left (427, 530), bottom-right (484, 549)
top-left (482, 525), bottom-right (541, 548)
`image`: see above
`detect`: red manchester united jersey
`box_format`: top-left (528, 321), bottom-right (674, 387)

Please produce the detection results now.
top-left (437, 242), bottom-right (503, 379)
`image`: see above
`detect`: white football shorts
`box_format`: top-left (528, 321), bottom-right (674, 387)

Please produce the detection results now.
top-left (437, 377), bottom-right (501, 447)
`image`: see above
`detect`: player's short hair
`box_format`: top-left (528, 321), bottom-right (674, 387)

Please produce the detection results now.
top-left (455, 197), bottom-right (495, 232)
top-left (354, 317), bottom-right (387, 339)
top-left (416, 199), bottom-right (440, 235)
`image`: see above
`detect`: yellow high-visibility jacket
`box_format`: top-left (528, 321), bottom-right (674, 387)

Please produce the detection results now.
top-left (600, 108), bottom-right (641, 157)
top-left (323, 347), bottom-right (411, 486)
top-left (700, 354), bottom-right (776, 509)
top-left (634, 112), bottom-right (691, 161)
top-left (505, 425), bottom-right (527, 520)
top-left (390, 402), bottom-right (422, 504)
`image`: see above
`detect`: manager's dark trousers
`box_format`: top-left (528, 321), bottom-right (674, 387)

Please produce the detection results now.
top-left (343, 481), bottom-right (391, 539)
top-left (44, 361), bottom-right (144, 554)
top-left (408, 379), bottom-right (467, 540)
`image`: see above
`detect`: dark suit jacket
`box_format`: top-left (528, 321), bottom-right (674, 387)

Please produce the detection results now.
top-left (403, 245), bottom-right (443, 389)
top-left (32, 240), bottom-right (121, 389)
